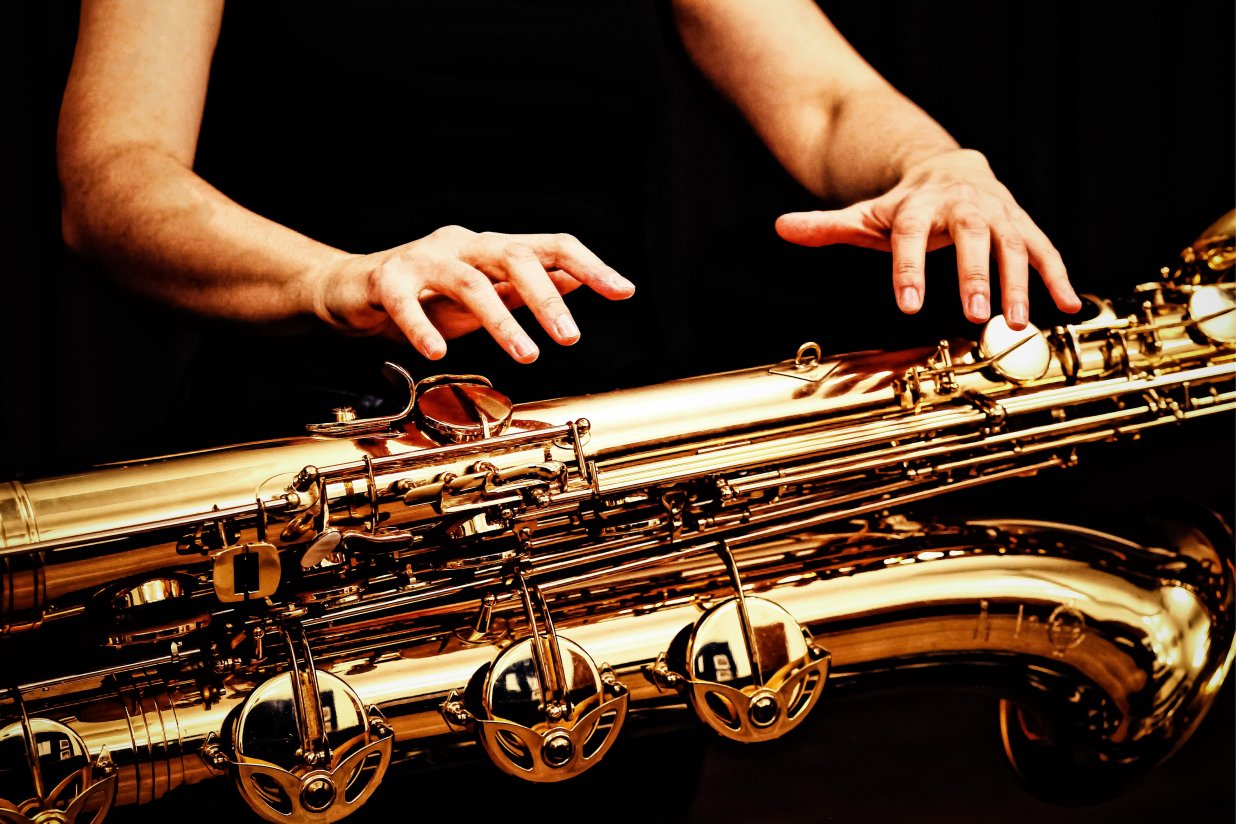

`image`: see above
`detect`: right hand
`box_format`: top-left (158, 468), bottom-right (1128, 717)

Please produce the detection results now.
top-left (309, 226), bottom-right (635, 363)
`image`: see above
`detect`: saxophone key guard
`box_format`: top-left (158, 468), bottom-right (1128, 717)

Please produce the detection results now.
top-left (207, 625), bottom-right (393, 823)
top-left (0, 695), bottom-right (116, 824)
top-left (653, 543), bottom-right (831, 743)
top-left (659, 597), bottom-right (830, 743)
top-left (443, 576), bottom-right (629, 782)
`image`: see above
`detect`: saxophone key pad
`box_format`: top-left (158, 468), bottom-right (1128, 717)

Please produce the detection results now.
top-left (414, 376), bottom-right (513, 444)
top-left (1188, 283), bottom-right (1236, 344)
top-left (979, 315), bottom-right (1052, 383)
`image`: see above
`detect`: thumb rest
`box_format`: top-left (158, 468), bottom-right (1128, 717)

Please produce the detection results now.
top-left (0, 216), bottom-right (1233, 821)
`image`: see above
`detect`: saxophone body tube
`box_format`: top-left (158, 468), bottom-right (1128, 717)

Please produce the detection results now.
top-left (2, 518), bottom-right (1231, 812)
top-left (0, 228), bottom-right (1233, 822)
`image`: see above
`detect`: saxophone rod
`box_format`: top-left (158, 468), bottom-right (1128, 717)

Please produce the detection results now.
top-left (148, 378), bottom-right (1234, 639)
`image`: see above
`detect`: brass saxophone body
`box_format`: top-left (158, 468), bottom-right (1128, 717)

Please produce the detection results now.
top-left (0, 219), bottom-right (1233, 822)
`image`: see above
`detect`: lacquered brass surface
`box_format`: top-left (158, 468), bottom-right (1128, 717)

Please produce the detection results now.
top-left (0, 220), bottom-right (1233, 821)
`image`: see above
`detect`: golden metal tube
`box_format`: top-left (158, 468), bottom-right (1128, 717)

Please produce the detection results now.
top-left (0, 250), bottom-right (1232, 821)
top-left (5, 517), bottom-right (1230, 809)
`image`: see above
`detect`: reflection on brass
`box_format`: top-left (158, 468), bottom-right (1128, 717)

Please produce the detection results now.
top-left (1178, 209), bottom-right (1235, 278)
top-left (0, 217), bottom-right (1233, 820)
top-left (415, 378), bottom-right (514, 444)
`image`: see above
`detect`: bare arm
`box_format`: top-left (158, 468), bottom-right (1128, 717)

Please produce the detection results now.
top-left (673, 0), bottom-right (1080, 328)
top-left (59, 0), bottom-right (633, 362)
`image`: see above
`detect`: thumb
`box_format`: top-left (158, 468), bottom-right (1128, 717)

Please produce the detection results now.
top-left (775, 203), bottom-right (891, 251)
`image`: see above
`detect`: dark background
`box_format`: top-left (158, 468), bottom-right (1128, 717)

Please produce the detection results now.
top-left (1, 1), bottom-right (1232, 822)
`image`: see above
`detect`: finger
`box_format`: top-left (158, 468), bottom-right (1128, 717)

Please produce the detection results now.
top-left (547, 268), bottom-right (583, 295)
top-left (429, 258), bottom-right (540, 363)
top-left (421, 296), bottom-right (481, 341)
top-left (991, 218), bottom-right (1030, 329)
top-left (1014, 214), bottom-right (1082, 313)
top-left (426, 271), bottom-right (582, 338)
top-left (890, 208), bottom-right (932, 313)
top-left (516, 233), bottom-right (635, 299)
top-left (469, 236), bottom-right (581, 345)
top-left (371, 272), bottom-right (447, 359)
top-left (948, 205), bottom-right (992, 323)
top-left (775, 204), bottom-right (891, 251)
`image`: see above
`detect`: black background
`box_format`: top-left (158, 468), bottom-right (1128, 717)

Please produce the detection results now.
top-left (1, 2), bottom-right (1232, 822)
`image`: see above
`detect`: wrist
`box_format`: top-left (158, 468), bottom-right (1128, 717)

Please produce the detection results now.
top-left (899, 148), bottom-right (992, 185)
top-left (300, 250), bottom-right (371, 334)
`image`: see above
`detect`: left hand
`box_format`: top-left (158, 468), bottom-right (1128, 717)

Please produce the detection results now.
top-left (774, 149), bottom-right (1082, 330)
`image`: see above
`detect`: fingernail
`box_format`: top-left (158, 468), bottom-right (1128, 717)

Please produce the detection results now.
top-left (899, 286), bottom-right (921, 312)
top-left (968, 293), bottom-right (989, 320)
top-left (511, 336), bottom-right (538, 360)
top-left (418, 335), bottom-right (445, 359)
top-left (606, 270), bottom-right (636, 295)
top-left (555, 314), bottom-right (579, 341)
top-left (1008, 303), bottom-right (1027, 328)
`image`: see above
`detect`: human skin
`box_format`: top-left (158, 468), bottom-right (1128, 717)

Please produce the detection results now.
top-left (58, 0), bottom-right (1080, 366)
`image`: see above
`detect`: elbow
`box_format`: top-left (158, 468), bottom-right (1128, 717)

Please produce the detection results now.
top-left (56, 142), bottom-right (131, 260)
top-left (59, 192), bottom-right (90, 257)
top-left (56, 129), bottom-right (138, 259)
top-left (56, 143), bottom-right (102, 258)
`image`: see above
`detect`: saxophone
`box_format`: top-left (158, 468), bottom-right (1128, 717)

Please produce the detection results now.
top-left (1, 216), bottom-right (1233, 823)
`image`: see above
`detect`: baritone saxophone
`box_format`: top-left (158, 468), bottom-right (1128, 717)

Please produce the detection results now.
top-left (0, 213), bottom-right (1233, 823)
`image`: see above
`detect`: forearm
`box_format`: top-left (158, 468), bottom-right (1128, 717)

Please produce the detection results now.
top-left (677, 0), bottom-right (1078, 324)
top-left (673, 0), bottom-right (966, 203)
top-left (810, 86), bottom-right (964, 204)
top-left (59, 143), bottom-right (345, 325)
top-left (58, 0), bottom-right (633, 364)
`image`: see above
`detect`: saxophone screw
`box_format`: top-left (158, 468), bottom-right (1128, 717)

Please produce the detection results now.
top-left (293, 466), bottom-right (320, 492)
top-left (748, 693), bottom-right (781, 729)
top-left (200, 733), bottom-right (231, 771)
top-left (441, 692), bottom-right (473, 729)
top-left (542, 731), bottom-right (575, 768)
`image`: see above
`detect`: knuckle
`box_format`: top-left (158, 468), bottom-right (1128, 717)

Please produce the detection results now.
top-left (999, 231), bottom-right (1027, 256)
top-left (370, 263), bottom-right (405, 299)
top-left (453, 270), bottom-right (492, 297)
top-left (398, 247), bottom-right (431, 269)
top-left (946, 181), bottom-right (979, 200)
top-left (894, 217), bottom-right (928, 237)
top-left (894, 258), bottom-right (922, 279)
top-left (554, 232), bottom-right (580, 247)
top-left (961, 268), bottom-right (989, 286)
top-left (952, 211), bottom-right (988, 234)
top-left (503, 242), bottom-right (537, 262)
top-left (492, 314), bottom-right (521, 340)
top-left (371, 260), bottom-right (395, 285)
top-left (433, 224), bottom-right (471, 241)
top-left (537, 294), bottom-right (567, 315)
